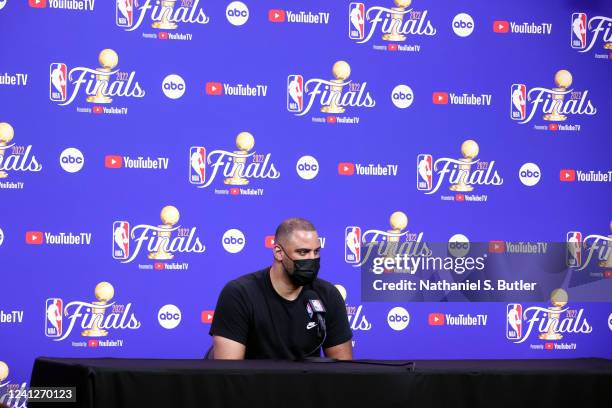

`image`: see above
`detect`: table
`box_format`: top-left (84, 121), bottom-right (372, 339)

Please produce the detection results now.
top-left (29, 357), bottom-right (612, 408)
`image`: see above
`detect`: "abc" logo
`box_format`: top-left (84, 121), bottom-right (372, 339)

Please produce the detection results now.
top-left (226, 1), bottom-right (249, 26)
top-left (448, 233), bottom-right (470, 258)
top-left (158, 304), bottom-right (182, 329)
top-left (163, 82), bottom-right (184, 91)
top-left (391, 85), bottom-right (414, 109)
top-left (222, 229), bottom-right (246, 253)
top-left (59, 148), bottom-right (84, 173)
top-left (227, 8), bottom-right (248, 17)
top-left (296, 155), bottom-right (320, 180)
top-left (452, 13), bottom-right (474, 37)
top-left (162, 74), bottom-right (186, 99)
top-left (223, 236), bottom-right (245, 245)
top-left (519, 163), bottom-right (541, 187)
top-left (387, 307), bottom-right (410, 330)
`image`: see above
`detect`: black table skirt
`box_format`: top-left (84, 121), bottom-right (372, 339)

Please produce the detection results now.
top-left (29, 357), bottom-right (612, 408)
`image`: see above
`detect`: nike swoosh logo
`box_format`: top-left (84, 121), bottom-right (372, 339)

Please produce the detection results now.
top-left (306, 322), bottom-right (317, 330)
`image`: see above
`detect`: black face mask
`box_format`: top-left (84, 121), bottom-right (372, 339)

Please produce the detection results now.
top-left (278, 245), bottom-right (320, 286)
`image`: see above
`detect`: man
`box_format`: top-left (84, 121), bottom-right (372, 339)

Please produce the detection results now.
top-left (209, 218), bottom-right (353, 360)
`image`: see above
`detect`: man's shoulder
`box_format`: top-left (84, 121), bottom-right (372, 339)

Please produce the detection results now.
top-left (311, 277), bottom-right (342, 300)
top-left (225, 268), bottom-right (268, 293)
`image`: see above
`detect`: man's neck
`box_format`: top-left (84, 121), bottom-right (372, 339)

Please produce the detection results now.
top-left (269, 263), bottom-right (303, 301)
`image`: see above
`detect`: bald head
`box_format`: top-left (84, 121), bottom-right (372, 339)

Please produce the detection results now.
top-left (274, 217), bottom-right (316, 247)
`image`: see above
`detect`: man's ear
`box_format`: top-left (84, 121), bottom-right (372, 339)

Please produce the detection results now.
top-left (273, 245), bottom-right (283, 262)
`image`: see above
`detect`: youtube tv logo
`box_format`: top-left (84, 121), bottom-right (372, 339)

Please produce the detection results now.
top-left (560, 169), bottom-right (576, 182)
top-left (264, 235), bottom-right (275, 248)
top-left (201, 310), bottom-right (215, 324)
top-left (154, 262), bottom-right (165, 270)
top-left (205, 82), bottom-right (223, 95)
top-left (338, 162), bottom-right (355, 176)
top-left (432, 92), bottom-right (449, 104)
top-left (493, 20), bottom-right (509, 33)
top-left (268, 9), bottom-right (286, 22)
top-left (428, 313), bottom-right (445, 326)
top-left (105, 155), bottom-right (123, 169)
top-left (88, 339), bottom-right (99, 348)
top-left (489, 240), bottom-right (505, 253)
top-left (29, 0), bottom-right (46, 8)
top-left (26, 231), bottom-right (44, 245)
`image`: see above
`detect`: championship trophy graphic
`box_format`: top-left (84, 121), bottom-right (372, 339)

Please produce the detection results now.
top-left (599, 220), bottom-right (612, 268)
top-left (384, 211), bottom-right (408, 271)
top-left (224, 132), bottom-right (254, 185)
top-left (321, 61), bottom-right (351, 114)
top-left (86, 49), bottom-right (119, 104)
top-left (81, 282), bottom-right (115, 337)
top-left (543, 70), bottom-right (572, 121)
top-left (0, 122), bottom-right (14, 178)
top-left (152, 0), bottom-right (178, 29)
top-left (449, 140), bottom-right (479, 192)
top-left (382, 0), bottom-right (411, 41)
top-left (538, 288), bottom-right (568, 340)
top-left (148, 205), bottom-right (180, 260)
top-left (0, 360), bottom-right (8, 385)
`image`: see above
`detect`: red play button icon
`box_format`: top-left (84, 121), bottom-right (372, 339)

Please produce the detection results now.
top-left (493, 20), bottom-right (510, 33)
top-left (489, 241), bottom-right (505, 253)
top-left (105, 155), bottom-right (123, 169)
top-left (201, 310), bottom-right (215, 324)
top-left (25, 231), bottom-right (44, 245)
top-left (432, 92), bottom-right (449, 104)
top-left (268, 9), bottom-right (286, 22)
top-left (559, 169), bottom-right (576, 182)
top-left (28, 0), bottom-right (47, 8)
top-left (264, 235), bottom-right (275, 248)
top-left (205, 82), bottom-right (223, 95)
top-left (428, 313), bottom-right (445, 326)
top-left (338, 162), bottom-right (355, 176)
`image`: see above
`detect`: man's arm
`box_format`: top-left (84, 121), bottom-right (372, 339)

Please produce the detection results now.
top-left (324, 340), bottom-right (352, 360)
top-left (209, 281), bottom-right (250, 359)
top-left (212, 335), bottom-right (246, 360)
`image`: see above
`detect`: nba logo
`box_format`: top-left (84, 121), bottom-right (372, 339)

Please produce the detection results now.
top-left (49, 63), bottom-right (67, 102)
top-left (45, 298), bottom-right (63, 338)
top-left (349, 3), bottom-right (365, 40)
top-left (510, 84), bottom-right (527, 121)
top-left (416, 154), bottom-right (433, 191)
top-left (112, 221), bottom-right (130, 260)
top-left (566, 231), bottom-right (582, 267)
top-left (189, 146), bottom-right (206, 185)
top-left (571, 13), bottom-right (587, 49)
top-left (116, 0), bottom-right (134, 27)
top-left (287, 75), bottom-right (304, 113)
top-left (506, 304), bottom-right (522, 340)
top-left (345, 226), bottom-right (361, 264)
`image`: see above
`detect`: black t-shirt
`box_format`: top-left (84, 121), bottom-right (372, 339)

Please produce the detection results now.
top-left (209, 267), bottom-right (352, 360)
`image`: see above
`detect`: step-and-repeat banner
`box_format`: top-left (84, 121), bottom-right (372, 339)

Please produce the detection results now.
top-left (1, 0), bottom-right (611, 404)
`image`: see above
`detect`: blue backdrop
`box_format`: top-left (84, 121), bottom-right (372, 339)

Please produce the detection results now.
top-left (1, 1), bottom-right (611, 405)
